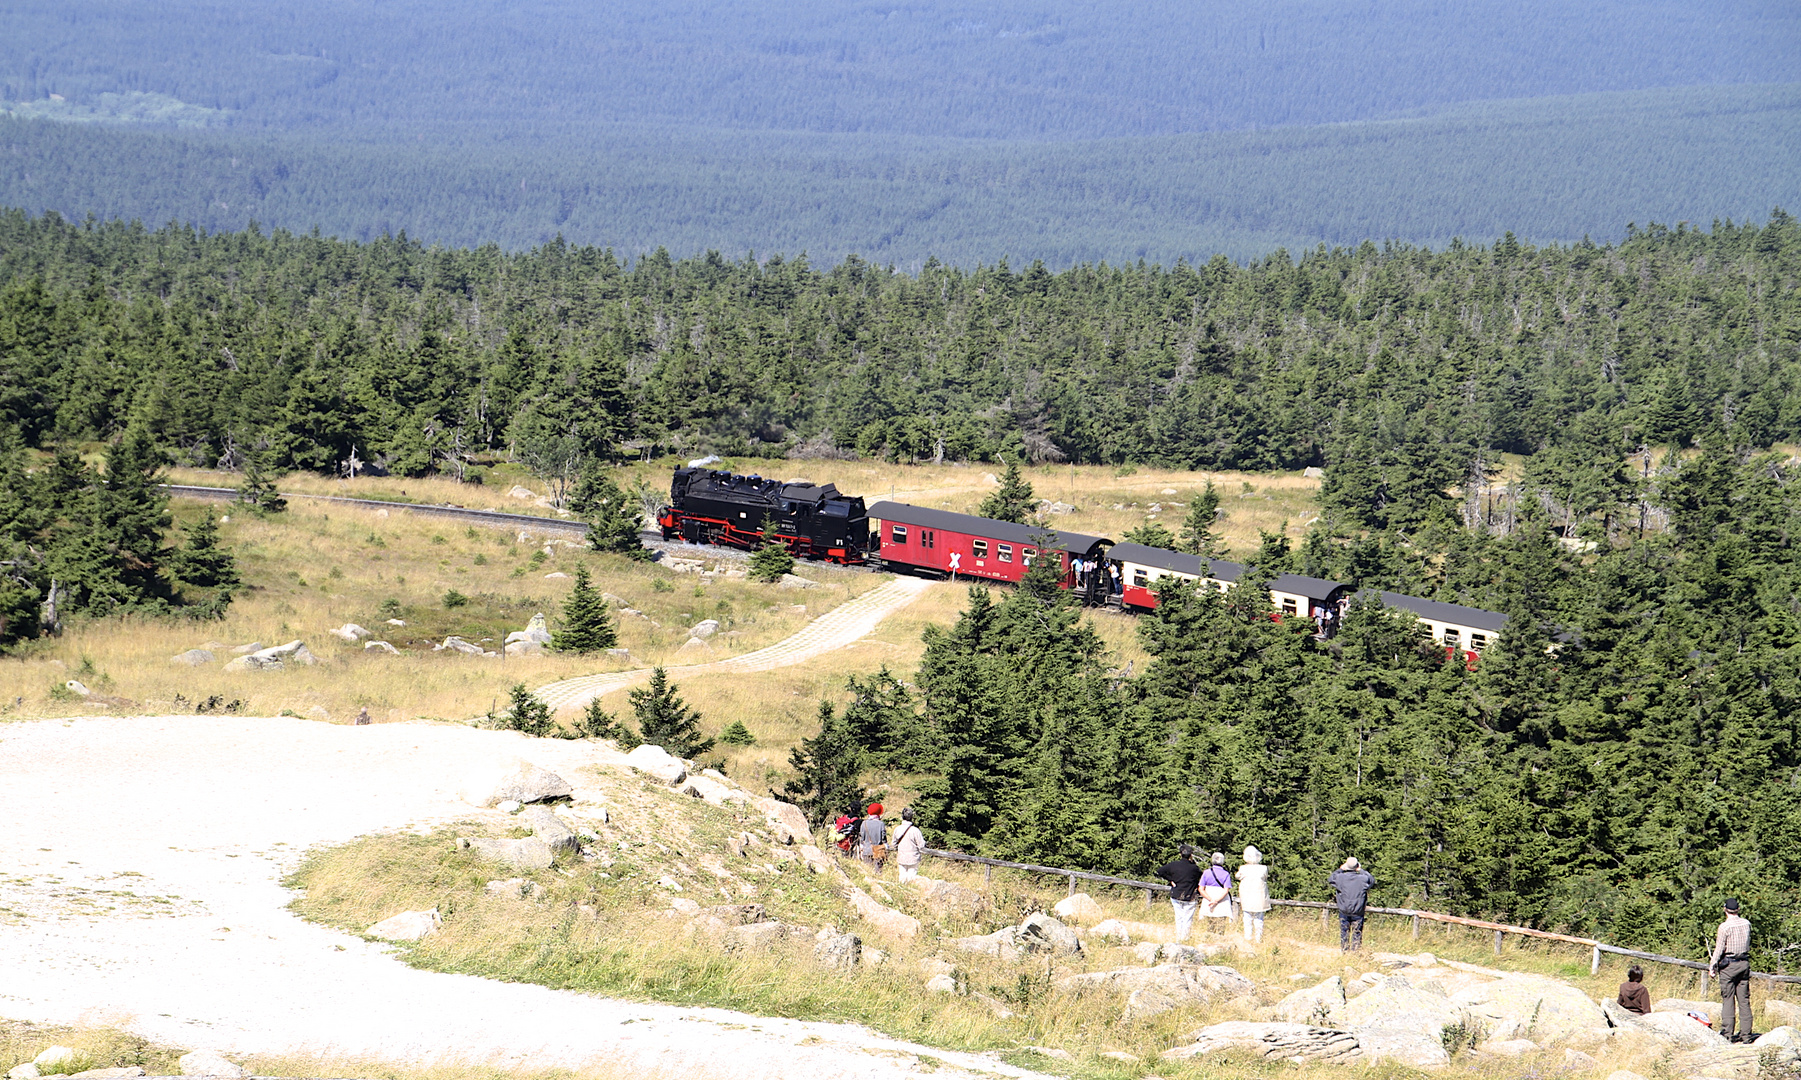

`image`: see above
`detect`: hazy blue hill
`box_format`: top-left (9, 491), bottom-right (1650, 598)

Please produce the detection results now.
top-left (3, 0), bottom-right (1796, 140)
top-left (2, 84), bottom-right (1796, 265)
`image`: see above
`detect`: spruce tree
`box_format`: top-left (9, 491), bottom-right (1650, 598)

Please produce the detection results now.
top-left (978, 459), bottom-right (1035, 524)
top-left (550, 565), bottom-right (617, 652)
top-left (236, 446), bottom-right (287, 514)
top-left (747, 524), bottom-right (795, 582)
top-left (570, 466), bottom-right (649, 560)
top-left (1122, 520), bottom-right (1177, 549)
top-left (495, 683), bottom-right (555, 737)
top-left (784, 700), bottom-right (869, 827)
top-left (170, 510), bottom-right (240, 591)
top-left (1179, 482), bottom-right (1224, 556)
top-left (571, 697), bottom-right (639, 746)
top-left (718, 720), bottom-right (756, 745)
top-left (630, 666), bottom-right (713, 757)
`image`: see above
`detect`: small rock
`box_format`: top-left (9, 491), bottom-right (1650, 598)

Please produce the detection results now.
top-left (1563, 1048), bottom-right (1600, 1071)
top-left (626, 743), bottom-right (688, 785)
top-left (847, 886), bottom-right (921, 940)
top-left (170, 649), bottom-right (216, 667)
top-left (1481, 1039), bottom-right (1539, 1057)
top-left (457, 759), bottom-right (573, 806)
top-left (329, 623), bottom-right (371, 642)
top-left (9, 1065), bottom-right (39, 1080)
top-left (230, 642), bottom-right (264, 655)
top-left (670, 898), bottom-right (701, 915)
top-left (484, 877), bottom-right (527, 898)
top-left (64, 680), bottom-right (91, 697)
top-left (522, 805), bottom-right (578, 854)
top-left (689, 619), bottom-right (721, 639)
top-left (363, 640), bottom-right (400, 654)
top-left (1087, 918), bottom-right (1132, 944)
top-left (1052, 892), bottom-right (1106, 924)
top-left (778, 573), bottom-right (817, 589)
top-left (656, 876), bottom-right (684, 892)
top-left (1767, 1001), bottom-right (1801, 1027)
top-left (1303, 466), bottom-right (1326, 479)
top-left (496, 800), bottom-right (523, 813)
top-left (436, 636), bottom-right (485, 655)
top-left (176, 1051), bottom-right (245, 1079)
top-left (1756, 1027), bottom-right (1801, 1049)
top-left (607, 648), bottom-right (631, 658)
top-left (385, 618), bottom-right (407, 626)
top-left (504, 640), bottom-right (546, 657)
top-left (544, 572), bottom-right (570, 579)
top-left (1162, 488), bottom-right (1177, 495)
top-left (32, 1050), bottom-right (78, 1072)
top-left (676, 638), bottom-right (712, 654)
top-left (1019, 912), bottom-right (1082, 956)
top-left (366, 908), bottom-right (442, 941)
top-left (815, 931), bottom-right (862, 970)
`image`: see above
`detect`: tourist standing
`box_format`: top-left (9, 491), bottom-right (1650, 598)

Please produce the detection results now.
top-left (1327, 857), bottom-right (1375, 952)
top-left (1200, 852), bottom-right (1234, 923)
top-left (1712, 898), bottom-right (1753, 1042)
top-left (858, 802), bottom-right (888, 868)
top-left (892, 808), bottom-right (926, 884)
top-left (1237, 846), bottom-right (1271, 943)
top-left (1155, 844), bottom-right (1203, 942)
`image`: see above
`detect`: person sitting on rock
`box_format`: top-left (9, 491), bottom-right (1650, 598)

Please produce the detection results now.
top-left (1617, 964), bottom-right (1651, 1015)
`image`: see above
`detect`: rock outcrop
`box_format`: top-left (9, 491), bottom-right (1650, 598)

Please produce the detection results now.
top-left (626, 743), bottom-right (688, 785)
top-left (1058, 964), bottom-right (1255, 1020)
top-left (365, 908), bottom-right (442, 942)
top-left (457, 760), bottom-right (573, 807)
top-left (1163, 1022), bottom-right (1361, 1064)
top-left (1052, 892), bottom-right (1105, 924)
top-left (222, 639), bottom-right (316, 672)
top-left (457, 836), bottom-right (554, 870)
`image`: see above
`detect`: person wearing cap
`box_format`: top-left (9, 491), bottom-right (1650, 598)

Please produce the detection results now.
top-left (858, 802), bottom-right (888, 867)
top-left (1711, 897), bottom-right (1753, 1042)
top-left (1327, 857), bottom-right (1375, 952)
top-left (1155, 844), bottom-right (1203, 942)
top-left (1238, 846), bottom-right (1271, 943)
top-left (1200, 852), bottom-right (1235, 923)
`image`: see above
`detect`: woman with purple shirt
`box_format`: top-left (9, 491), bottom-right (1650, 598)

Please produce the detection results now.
top-left (1200, 851), bottom-right (1234, 922)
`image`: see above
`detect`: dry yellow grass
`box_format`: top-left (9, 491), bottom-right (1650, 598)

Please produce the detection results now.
top-left (0, 497), bottom-right (864, 726)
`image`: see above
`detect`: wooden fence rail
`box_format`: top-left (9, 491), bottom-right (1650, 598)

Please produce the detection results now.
top-left (920, 847), bottom-right (1801, 986)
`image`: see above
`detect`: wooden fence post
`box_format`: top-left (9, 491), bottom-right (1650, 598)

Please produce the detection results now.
top-left (1320, 906), bottom-right (1328, 927)
top-left (984, 864), bottom-right (991, 888)
top-left (1494, 930), bottom-right (1504, 955)
top-left (1411, 915), bottom-right (1419, 940)
top-left (1144, 889), bottom-right (1152, 908)
top-left (1068, 874), bottom-right (1076, 897)
top-left (1591, 947), bottom-right (1601, 975)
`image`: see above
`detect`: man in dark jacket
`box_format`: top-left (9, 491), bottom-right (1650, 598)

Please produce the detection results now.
top-left (1156, 844), bottom-right (1203, 941)
top-left (1327, 857), bottom-right (1375, 951)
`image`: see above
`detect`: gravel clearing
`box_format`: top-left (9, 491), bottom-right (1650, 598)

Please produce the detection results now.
top-left (0, 715), bottom-right (1044, 1080)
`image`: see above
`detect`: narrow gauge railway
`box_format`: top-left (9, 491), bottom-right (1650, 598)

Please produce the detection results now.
top-left (661, 467), bottom-right (1506, 662)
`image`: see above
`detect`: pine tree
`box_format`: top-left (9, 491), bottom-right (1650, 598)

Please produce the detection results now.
top-left (630, 666), bottom-right (713, 757)
top-left (718, 719), bottom-right (756, 745)
top-left (236, 445), bottom-right (287, 514)
top-left (550, 565), bottom-right (617, 652)
top-left (170, 510), bottom-right (239, 591)
top-left (1179, 482), bottom-right (1224, 556)
top-left (1122, 520), bottom-right (1177, 548)
top-left (570, 465), bottom-right (648, 560)
top-left (571, 697), bottom-right (639, 747)
top-left (978, 459), bottom-right (1035, 524)
top-left (784, 700), bottom-right (869, 827)
top-left (747, 524), bottom-right (795, 582)
top-left (494, 683), bottom-right (556, 737)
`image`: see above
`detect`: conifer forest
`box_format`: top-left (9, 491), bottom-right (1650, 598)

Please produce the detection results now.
top-left (1, 209), bottom-right (1799, 968)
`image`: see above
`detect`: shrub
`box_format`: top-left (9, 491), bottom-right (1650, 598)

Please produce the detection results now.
top-left (568, 698), bottom-right (639, 747)
top-left (493, 683), bottom-right (554, 737)
top-left (550, 565), bottom-right (617, 652)
top-left (630, 667), bottom-right (712, 757)
top-left (442, 589), bottom-right (469, 608)
top-left (748, 526), bottom-right (795, 583)
top-left (718, 719), bottom-right (756, 745)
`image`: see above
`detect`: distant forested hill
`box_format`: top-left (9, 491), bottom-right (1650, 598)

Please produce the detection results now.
top-left (0, 0), bottom-right (1796, 263)
top-left (2, 85), bottom-right (1797, 266)
top-left (1, 206), bottom-right (1796, 490)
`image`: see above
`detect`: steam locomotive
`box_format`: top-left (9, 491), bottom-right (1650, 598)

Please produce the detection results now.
top-left (658, 467), bottom-right (871, 563)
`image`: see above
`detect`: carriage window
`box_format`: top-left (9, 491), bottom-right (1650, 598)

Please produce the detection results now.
top-left (890, 526), bottom-right (907, 544)
top-left (1133, 569), bottom-right (1148, 588)
top-left (973, 540), bottom-right (988, 558)
top-left (1281, 598), bottom-right (1298, 615)
top-left (923, 530), bottom-right (935, 549)
top-left (1216, 581), bottom-right (1229, 593)
top-left (997, 544), bottom-right (1012, 563)
top-left (1443, 628), bottom-right (1461, 647)
top-left (1469, 633), bottom-right (1488, 652)
top-left (1023, 547), bottom-right (1035, 565)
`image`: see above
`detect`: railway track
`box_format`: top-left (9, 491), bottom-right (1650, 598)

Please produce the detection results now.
top-left (162, 484), bottom-right (595, 536)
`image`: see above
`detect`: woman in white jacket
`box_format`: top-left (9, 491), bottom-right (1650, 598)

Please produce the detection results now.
top-left (1238, 846), bottom-right (1271, 942)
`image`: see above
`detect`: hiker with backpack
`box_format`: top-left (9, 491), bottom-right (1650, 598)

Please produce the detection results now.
top-left (858, 802), bottom-right (888, 868)
top-left (892, 807), bottom-right (926, 883)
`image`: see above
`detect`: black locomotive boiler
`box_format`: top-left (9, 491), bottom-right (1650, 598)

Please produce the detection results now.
top-left (659, 467), bottom-right (871, 563)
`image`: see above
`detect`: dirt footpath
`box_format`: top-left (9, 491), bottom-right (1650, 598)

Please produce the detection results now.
top-left (0, 715), bottom-right (1042, 1080)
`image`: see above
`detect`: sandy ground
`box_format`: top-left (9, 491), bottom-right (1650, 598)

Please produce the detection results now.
top-left (0, 715), bottom-right (1047, 1080)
